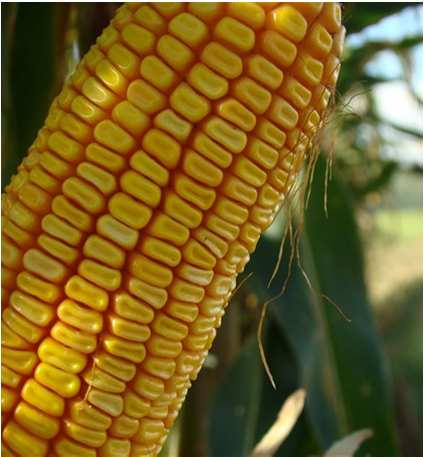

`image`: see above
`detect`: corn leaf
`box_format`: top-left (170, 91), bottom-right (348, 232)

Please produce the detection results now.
top-left (2, 3), bottom-right (69, 187)
top-left (324, 429), bottom-right (373, 456)
top-left (250, 156), bottom-right (400, 456)
top-left (208, 337), bottom-right (263, 457)
top-left (250, 389), bottom-right (306, 457)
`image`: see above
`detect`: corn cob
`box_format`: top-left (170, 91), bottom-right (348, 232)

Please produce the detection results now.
top-left (1, 3), bottom-right (344, 456)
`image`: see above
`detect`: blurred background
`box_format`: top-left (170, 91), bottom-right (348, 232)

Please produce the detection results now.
top-left (1, 3), bottom-right (422, 456)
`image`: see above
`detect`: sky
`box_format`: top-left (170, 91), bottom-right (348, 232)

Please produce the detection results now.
top-left (346, 5), bottom-right (423, 165)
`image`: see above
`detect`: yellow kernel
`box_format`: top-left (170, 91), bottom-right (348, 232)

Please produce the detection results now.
top-left (163, 191), bottom-right (203, 229)
top-left (94, 119), bottom-right (135, 155)
top-left (39, 151), bottom-right (73, 180)
top-left (294, 2), bottom-right (323, 21)
top-left (188, 2), bottom-right (223, 22)
top-left (268, 5), bottom-right (308, 42)
top-left (83, 234), bottom-right (125, 269)
top-left (183, 149), bottom-right (223, 187)
top-left (97, 214), bottom-right (139, 250)
top-left (78, 259), bottom-right (122, 291)
top-left (132, 373), bottom-right (164, 401)
top-left (268, 96), bottom-right (299, 130)
top-left (169, 278), bottom-right (204, 304)
top-left (2, 236), bottom-right (22, 270)
top-left (221, 175), bottom-right (257, 206)
top-left (129, 254), bottom-right (173, 288)
top-left (38, 337), bottom-right (87, 374)
top-left (124, 390), bottom-right (151, 418)
top-left (120, 170), bottom-right (161, 208)
top-left (192, 132), bottom-right (233, 168)
top-left (142, 356), bottom-right (176, 380)
top-left (103, 334), bottom-right (146, 364)
top-left (127, 277), bottom-right (168, 310)
top-left (2, 347), bottom-right (38, 375)
top-left (51, 322), bottom-right (97, 354)
top-left (10, 290), bottom-right (54, 327)
top-left (187, 63), bottom-right (229, 100)
top-left (69, 399), bottom-right (112, 432)
top-left (227, 3), bottom-right (265, 30)
top-left (321, 2), bottom-right (342, 33)
top-left (71, 95), bottom-right (107, 125)
top-left (157, 34), bottom-right (195, 73)
top-left (57, 299), bottom-right (103, 334)
top-left (134, 5), bottom-right (166, 34)
top-left (122, 23), bottom-right (155, 55)
top-left (112, 100), bottom-right (150, 136)
top-left (65, 275), bottom-right (109, 312)
top-left (182, 238), bottom-right (217, 269)
top-left (3, 308), bottom-right (44, 344)
top-left (261, 30), bottom-right (298, 68)
top-left (140, 55), bottom-right (178, 93)
top-left (170, 82), bottom-right (211, 123)
top-left (84, 46), bottom-right (105, 72)
top-left (2, 365), bottom-right (22, 388)
top-left (204, 116), bottom-right (247, 153)
top-left (14, 401), bottom-right (60, 440)
top-left (154, 109), bottom-right (192, 142)
top-left (108, 314), bottom-right (151, 343)
top-left (130, 150), bottom-right (169, 187)
top-left (256, 118), bottom-right (287, 148)
top-left (87, 388), bottom-right (124, 417)
top-left (214, 17), bottom-right (255, 53)
top-left (164, 299), bottom-right (199, 324)
top-left (174, 173), bottom-right (216, 210)
top-left (201, 41), bottom-right (242, 79)
top-left (293, 52), bottom-right (324, 87)
top-left (109, 192), bottom-right (152, 230)
top-left (147, 213), bottom-right (190, 246)
top-left (3, 420), bottom-right (48, 457)
top-left (64, 419), bottom-right (107, 448)
top-left (113, 292), bottom-right (154, 325)
top-left (29, 166), bottom-right (60, 194)
top-left (214, 196), bottom-right (248, 225)
top-left (54, 436), bottom-right (96, 457)
top-left (127, 79), bottom-right (166, 114)
top-left (82, 76), bottom-right (118, 110)
top-left (107, 43), bottom-right (139, 79)
top-left (77, 161), bottom-right (116, 196)
top-left (305, 23), bottom-right (333, 58)
top-left (216, 98), bottom-right (256, 132)
top-left (2, 321), bottom-right (31, 350)
top-left (48, 130), bottom-right (84, 163)
top-left (41, 216), bottom-right (78, 250)
top-left (169, 12), bottom-right (209, 48)
top-left (63, 176), bottom-right (106, 214)
top-left (142, 128), bottom-right (182, 169)
top-left (94, 351), bottom-right (136, 382)
top-left (233, 77), bottom-right (272, 114)
top-left (37, 233), bottom-right (78, 266)
top-left (95, 59), bottom-right (128, 96)
top-left (147, 335), bottom-right (182, 359)
top-left (97, 24), bottom-right (119, 51)
top-left (35, 362), bottom-right (81, 398)
top-left (193, 226), bottom-right (228, 258)
top-left (16, 271), bottom-right (60, 304)
top-left (246, 138), bottom-right (279, 170)
top-left (153, 2), bottom-right (184, 19)
top-left (133, 417), bottom-right (165, 444)
top-left (140, 236), bottom-right (181, 267)
top-left (247, 54), bottom-right (283, 90)
top-left (52, 195), bottom-right (93, 232)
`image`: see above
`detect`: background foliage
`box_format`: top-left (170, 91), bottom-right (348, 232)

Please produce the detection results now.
top-left (2, 3), bottom-right (422, 456)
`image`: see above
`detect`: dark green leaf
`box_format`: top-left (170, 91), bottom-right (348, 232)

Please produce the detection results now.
top-left (251, 157), bottom-right (400, 456)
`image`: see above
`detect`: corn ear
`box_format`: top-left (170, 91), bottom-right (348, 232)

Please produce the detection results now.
top-left (1, 3), bottom-right (344, 456)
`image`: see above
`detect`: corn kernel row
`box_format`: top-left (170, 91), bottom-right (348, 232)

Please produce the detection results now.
top-left (2, 3), bottom-right (343, 456)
